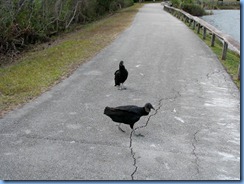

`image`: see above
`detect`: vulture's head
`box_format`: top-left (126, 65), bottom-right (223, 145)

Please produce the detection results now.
top-left (144, 103), bottom-right (155, 113)
top-left (119, 61), bottom-right (124, 67)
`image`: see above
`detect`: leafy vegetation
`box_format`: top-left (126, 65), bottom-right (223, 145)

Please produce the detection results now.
top-left (181, 3), bottom-right (207, 16)
top-left (200, 0), bottom-right (240, 10)
top-left (170, 0), bottom-right (207, 16)
top-left (0, 0), bottom-right (134, 62)
top-left (0, 3), bottom-right (143, 117)
top-left (169, 0), bottom-right (240, 16)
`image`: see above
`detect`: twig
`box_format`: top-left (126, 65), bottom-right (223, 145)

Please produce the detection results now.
top-left (65, 0), bottom-right (83, 29)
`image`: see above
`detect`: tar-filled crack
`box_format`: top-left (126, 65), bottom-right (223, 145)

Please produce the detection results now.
top-left (129, 98), bottom-right (164, 180)
top-left (206, 69), bottom-right (221, 79)
top-left (129, 129), bottom-right (137, 180)
top-left (192, 130), bottom-right (200, 174)
top-left (206, 69), bottom-right (239, 98)
top-left (135, 98), bottom-right (164, 131)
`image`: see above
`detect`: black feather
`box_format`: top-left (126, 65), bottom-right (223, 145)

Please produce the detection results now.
top-left (104, 103), bottom-right (154, 130)
top-left (114, 61), bottom-right (128, 89)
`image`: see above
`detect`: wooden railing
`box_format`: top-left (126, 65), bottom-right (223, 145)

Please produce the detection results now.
top-left (163, 4), bottom-right (240, 80)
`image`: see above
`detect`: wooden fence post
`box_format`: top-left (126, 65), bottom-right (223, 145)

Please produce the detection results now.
top-left (185, 17), bottom-right (188, 23)
top-left (203, 27), bottom-right (206, 39)
top-left (181, 15), bottom-right (184, 21)
top-left (197, 24), bottom-right (201, 34)
top-left (211, 33), bottom-right (215, 47)
top-left (164, 5), bottom-right (240, 81)
top-left (193, 20), bottom-right (196, 30)
top-left (221, 41), bottom-right (228, 60)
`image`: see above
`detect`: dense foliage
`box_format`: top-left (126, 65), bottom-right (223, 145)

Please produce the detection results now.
top-left (169, 0), bottom-right (206, 16)
top-left (0, 0), bottom-right (133, 55)
top-left (181, 3), bottom-right (206, 16)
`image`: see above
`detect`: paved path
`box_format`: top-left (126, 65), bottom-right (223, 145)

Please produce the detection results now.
top-left (0, 3), bottom-right (240, 180)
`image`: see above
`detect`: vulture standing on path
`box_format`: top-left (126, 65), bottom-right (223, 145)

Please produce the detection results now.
top-left (114, 61), bottom-right (128, 90)
top-left (104, 103), bottom-right (155, 132)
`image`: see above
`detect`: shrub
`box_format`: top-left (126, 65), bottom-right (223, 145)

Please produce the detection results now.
top-left (110, 0), bottom-right (134, 12)
top-left (181, 3), bottom-right (206, 16)
top-left (170, 0), bottom-right (181, 8)
top-left (124, 0), bottom-right (134, 7)
top-left (0, 0), bottom-right (134, 57)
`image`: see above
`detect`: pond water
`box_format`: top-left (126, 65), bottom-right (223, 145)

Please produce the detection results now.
top-left (201, 10), bottom-right (240, 43)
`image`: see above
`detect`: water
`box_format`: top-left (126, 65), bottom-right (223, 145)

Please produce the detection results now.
top-left (201, 10), bottom-right (240, 43)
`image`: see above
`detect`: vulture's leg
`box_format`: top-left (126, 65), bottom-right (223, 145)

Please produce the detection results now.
top-left (121, 83), bottom-right (126, 90)
top-left (118, 123), bottom-right (125, 132)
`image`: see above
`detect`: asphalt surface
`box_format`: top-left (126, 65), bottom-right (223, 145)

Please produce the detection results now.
top-left (0, 3), bottom-right (240, 180)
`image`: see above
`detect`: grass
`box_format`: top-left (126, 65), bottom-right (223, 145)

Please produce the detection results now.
top-left (193, 30), bottom-right (240, 89)
top-left (0, 3), bottom-right (143, 117)
top-left (169, 10), bottom-right (240, 88)
top-left (182, 20), bottom-right (240, 89)
top-left (170, 8), bottom-right (240, 88)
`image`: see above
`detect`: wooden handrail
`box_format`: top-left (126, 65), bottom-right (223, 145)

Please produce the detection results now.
top-left (163, 4), bottom-right (240, 79)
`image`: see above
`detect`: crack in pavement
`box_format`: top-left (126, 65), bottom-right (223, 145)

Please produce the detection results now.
top-left (192, 130), bottom-right (200, 174)
top-left (127, 69), bottom-right (237, 179)
top-left (206, 69), bottom-right (222, 79)
top-left (129, 129), bottom-right (137, 180)
top-left (135, 98), bottom-right (164, 131)
top-left (206, 69), bottom-right (239, 99)
top-left (129, 98), bottom-right (164, 180)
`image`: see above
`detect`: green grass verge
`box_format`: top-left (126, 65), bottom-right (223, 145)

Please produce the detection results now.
top-left (184, 21), bottom-right (240, 89)
top-left (0, 3), bottom-right (143, 116)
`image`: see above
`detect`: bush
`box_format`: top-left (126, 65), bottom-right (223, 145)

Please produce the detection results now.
top-left (170, 0), bottom-right (181, 8)
top-left (0, 0), bottom-right (134, 57)
top-left (124, 0), bottom-right (134, 7)
top-left (181, 3), bottom-right (206, 16)
top-left (109, 0), bottom-right (134, 12)
top-left (97, 0), bottom-right (114, 14)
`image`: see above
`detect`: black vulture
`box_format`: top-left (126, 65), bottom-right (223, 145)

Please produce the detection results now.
top-left (104, 103), bottom-right (155, 132)
top-left (114, 61), bottom-right (128, 90)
